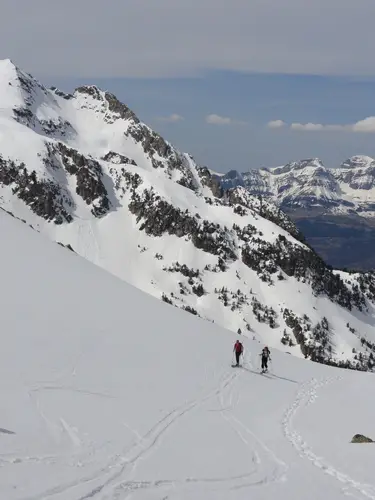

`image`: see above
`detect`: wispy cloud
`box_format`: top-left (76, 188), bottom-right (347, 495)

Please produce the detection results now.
top-left (267, 119), bottom-right (286, 129)
top-left (206, 114), bottom-right (232, 125)
top-left (205, 114), bottom-right (247, 126)
top-left (268, 116), bottom-right (375, 133)
top-left (156, 113), bottom-right (184, 122)
top-left (290, 123), bottom-right (345, 131)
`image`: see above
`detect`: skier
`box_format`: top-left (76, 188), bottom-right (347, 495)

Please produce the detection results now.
top-left (260, 346), bottom-right (271, 372)
top-left (233, 339), bottom-right (244, 366)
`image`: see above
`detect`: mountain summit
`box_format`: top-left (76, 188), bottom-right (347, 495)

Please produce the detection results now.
top-left (0, 60), bottom-right (375, 370)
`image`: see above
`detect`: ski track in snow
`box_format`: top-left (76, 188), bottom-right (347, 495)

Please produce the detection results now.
top-left (84, 369), bottom-right (243, 499)
top-left (17, 355), bottom-right (290, 500)
top-left (18, 369), bottom-right (241, 500)
top-left (3, 352), bottom-right (375, 500)
top-left (283, 375), bottom-right (375, 500)
top-left (101, 355), bottom-right (289, 499)
top-left (5, 348), bottom-right (374, 500)
top-left (218, 357), bottom-right (288, 491)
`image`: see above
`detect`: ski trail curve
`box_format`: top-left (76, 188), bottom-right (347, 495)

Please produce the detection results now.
top-left (91, 370), bottom-right (241, 499)
top-left (19, 370), bottom-right (239, 500)
top-left (218, 365), bottom-right (288, 490)
top-left (282, 375), bottom-right (375, 500)
top-left (92, 364), bottom-right (286, 499)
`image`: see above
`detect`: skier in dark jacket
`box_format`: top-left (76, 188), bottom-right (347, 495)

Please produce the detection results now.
top-left (233, 340), bottom-right (244, 366)
top-left (260, 346), bottom-right (271, 372)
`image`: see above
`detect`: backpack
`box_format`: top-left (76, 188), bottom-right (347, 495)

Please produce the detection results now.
top-left (235, 342), bottom-right (243, 353)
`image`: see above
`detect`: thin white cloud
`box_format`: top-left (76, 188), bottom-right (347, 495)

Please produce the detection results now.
top-left (206, 114), bottom-right (232, 125)
top-left (269, 117), bottom-right (375, 133)
top-left (205, 114), bottom-right (247, 126)
top-left (290, 122), bottom-right (345, 131)
top-left (1, 0), bottom-right (375, 78)
top-left (156, 114), bottom-right (184, 123)
top-left (267, 120), bottom-right (286, 129)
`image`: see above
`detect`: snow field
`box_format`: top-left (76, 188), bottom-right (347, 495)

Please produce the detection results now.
top-left (0, 211), bottom-right (374, 499)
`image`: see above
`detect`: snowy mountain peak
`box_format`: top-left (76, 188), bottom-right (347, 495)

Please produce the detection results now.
top-left (0, 58), bottom-right (38, 110)
top-left (269, 158), bottom-right (325, 176)
top-left (73, 85), bottom-right (140, 124)
top-left (340, 155), bottom-right (375, 169)
top-left (220, 169), bottom-right (245, 190)
top-left (1, 61), bottom-right (375, 372)
top-left (0, 57), bottom-right (20, 81)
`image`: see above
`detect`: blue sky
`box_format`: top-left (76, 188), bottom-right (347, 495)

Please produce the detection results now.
top-left (43, 72), bottom-right (375, 173)
top-left (2, 0), bottom-right (375, 173)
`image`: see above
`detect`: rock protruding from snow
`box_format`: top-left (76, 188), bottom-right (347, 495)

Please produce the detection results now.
top-left (351, 434), bottom-right (373, 443)
top-left (0, 154), bottom-right (73, 224)
top-left (102, 151), bottom-right (137, 166)
top-left (48, 142), bottom-right (111, 217)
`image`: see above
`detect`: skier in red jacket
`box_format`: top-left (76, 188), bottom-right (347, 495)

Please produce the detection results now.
top-left (233, 340), bottom-right (244, 366)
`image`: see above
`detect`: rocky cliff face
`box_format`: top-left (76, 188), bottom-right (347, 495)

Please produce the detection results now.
top-left (0, 59), bottom-right (375, 371)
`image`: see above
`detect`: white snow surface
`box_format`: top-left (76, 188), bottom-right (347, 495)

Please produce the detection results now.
top-left (1, 210), bottom-right (375, 500)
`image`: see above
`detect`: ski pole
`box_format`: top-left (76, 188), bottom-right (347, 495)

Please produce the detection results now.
top-left (269, 357), bottom-right (273, 373)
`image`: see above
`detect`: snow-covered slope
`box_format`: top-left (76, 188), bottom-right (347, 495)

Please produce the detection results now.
top-left (1, 208), bottom-right (375, 500)
top-left (220, 156), bottom-right (375, 216)
top-left (1, 59), bottom-right (375, 371)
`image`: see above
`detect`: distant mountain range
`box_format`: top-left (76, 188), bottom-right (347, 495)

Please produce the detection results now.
top-left (217, 157), bottom-right (375, 270)
top-left (218, 156), bottom-right (375, 215)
